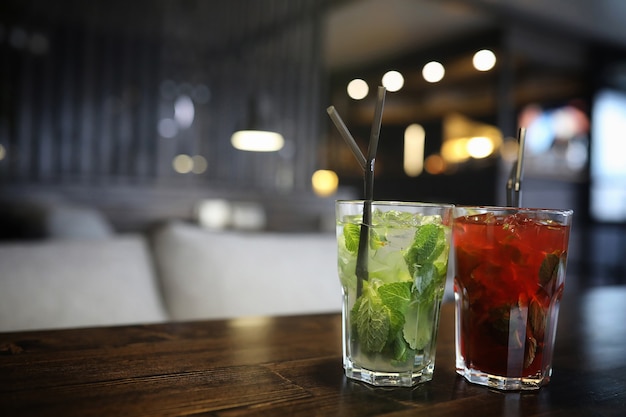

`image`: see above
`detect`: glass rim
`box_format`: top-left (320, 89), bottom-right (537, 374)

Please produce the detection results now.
top-left (336, 200), bottom-right (454, 208)
top-left (454, 205), bottom-right (573, 216)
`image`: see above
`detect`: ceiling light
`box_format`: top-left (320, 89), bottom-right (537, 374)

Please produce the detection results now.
top-left (382, 70), bottom-right (404, 92)
top-left (422, 61), bottom-right (445, 83)
top-left (347, 79), bottom-right (369, 100)
top-left (231, 96), bottom-right (284, 152)
top-left (231, 130), bottom-right (284, 152)
top-left (473, 49), bottom-right (496, 71)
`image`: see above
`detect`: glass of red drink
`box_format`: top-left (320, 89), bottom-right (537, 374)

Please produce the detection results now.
top-left (453, 206), bottom-right (573, 390)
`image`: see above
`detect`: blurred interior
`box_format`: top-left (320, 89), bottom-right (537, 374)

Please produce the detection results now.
top-left (1, 0), bottom-right (626, 288)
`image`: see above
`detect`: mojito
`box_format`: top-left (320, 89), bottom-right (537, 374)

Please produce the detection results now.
top-left (336, 201), bottom-right (452, 387)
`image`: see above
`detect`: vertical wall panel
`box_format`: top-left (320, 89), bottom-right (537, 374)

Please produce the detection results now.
top-left (38, 41), bottom-right (56, 181)
top-left (15, 50), bottom-right (33, 181)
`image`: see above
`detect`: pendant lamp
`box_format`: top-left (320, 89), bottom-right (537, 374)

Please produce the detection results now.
top-left (231, 96), bottom-right (284, 152)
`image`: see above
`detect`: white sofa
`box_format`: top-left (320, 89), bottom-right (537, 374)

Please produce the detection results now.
top-left (0, 221), bottom-right (342, 332)
top-left (151, 222), bottom-right (343, 321)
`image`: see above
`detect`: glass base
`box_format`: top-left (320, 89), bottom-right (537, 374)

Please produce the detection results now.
top-left (344, 357), bottom-right (434, 387)
top-left (456, 366), bottom-right (550, 391)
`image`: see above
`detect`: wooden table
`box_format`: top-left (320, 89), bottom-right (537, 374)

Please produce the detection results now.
top-left (2, 283), bottom-right (626, 416)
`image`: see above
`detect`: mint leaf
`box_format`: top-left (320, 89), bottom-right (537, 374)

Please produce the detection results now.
top-left (342, 223), bottom-right (386, 254)
top-left (352, 286), bottom-right (390, 353)
top-left (433, 259), bottom-right (448, 283)
top-left (387, 306), bottom-right (406, 341)
top-left (539, 252), bottom-right (558, 285)
top-left (529, 298), bottom-right (546, 339)
top-left (378, 282), bottom-right (412, 339)
top-left (404, 223), bottom-right (447, 278)
top-left (378, 281), bottom-right (412, 312)
top-left (343, 223), bottom-right (361, 253)
top-left (414, 263), bottom-right (437, 297)
top-left (393, 334), bottom-right (409, 361)
top-left (403, 298), bottom-right (435, 350)
top-left (351, 282), bottom-right (415, 354)
top-left (488, 303), bottom-right (514, 334)
top-left (391, 333), bottom-right (414, 363)
top-left (539, 251), bottom-right (563, 287)
top-left (403, 223), bottom-right (449, 302)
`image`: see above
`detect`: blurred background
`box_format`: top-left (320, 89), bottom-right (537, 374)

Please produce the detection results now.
top-left (1, 0), bottom-right (625, 285)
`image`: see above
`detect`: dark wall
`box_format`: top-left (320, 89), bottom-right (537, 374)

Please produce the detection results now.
top-left (0, 0), bottom-right (339, 231)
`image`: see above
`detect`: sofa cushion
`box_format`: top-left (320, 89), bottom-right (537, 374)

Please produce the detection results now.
top-left (0, 235), bottom-right (168, 332)
top-left (151, 222), bottom-right (341, 320)
top-left (45, 204), bottom-right (114, 239)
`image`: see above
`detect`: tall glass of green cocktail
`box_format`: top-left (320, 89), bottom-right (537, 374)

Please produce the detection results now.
top-left (336, 200), bottom-right (453, 387)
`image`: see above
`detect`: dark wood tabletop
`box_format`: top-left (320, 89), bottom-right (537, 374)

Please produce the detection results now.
top-left (1, 282), bottom-right (625, 417)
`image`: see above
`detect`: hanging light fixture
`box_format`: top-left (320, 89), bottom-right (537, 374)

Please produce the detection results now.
top-left (231, 96), bottom-right (284, 152)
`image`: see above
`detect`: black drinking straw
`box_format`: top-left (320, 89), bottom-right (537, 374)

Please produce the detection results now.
top-left (506, 127), bottom-right (527, 207)
top-left (327, 86), bottom-right (387, 297)
top-left (326, 108), bottom-right (367, 171)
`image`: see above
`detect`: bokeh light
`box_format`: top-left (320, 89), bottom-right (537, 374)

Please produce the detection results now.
top-left (424, 154), bottom-right (446, 175)
top-left (403, 124), bottom-right (425, 177)
top-left (158, 118), bottom-right (178, 138)
top-left (231, 130), bottom-right (284, 152)
top-left (172, 154), bottom-right (193, 173)
top-left (191, 155), bottom-right (207, 174)
top-left (441, 138), bottom-right (470, 163)
top-left (472, 49), bottom-right (496, 71)
top-left (382, 70), bottom-right (404, 92)
top-left (466, 136), bottom-right (495, 159)
top-left (347, 79), bottom-right (369, 100)
top-left (174, 95), bottom-right (195, 128)
top-left (422, 61), bottom-right (445, 83)
top-left (311, 169), bottom-right (339, 197)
